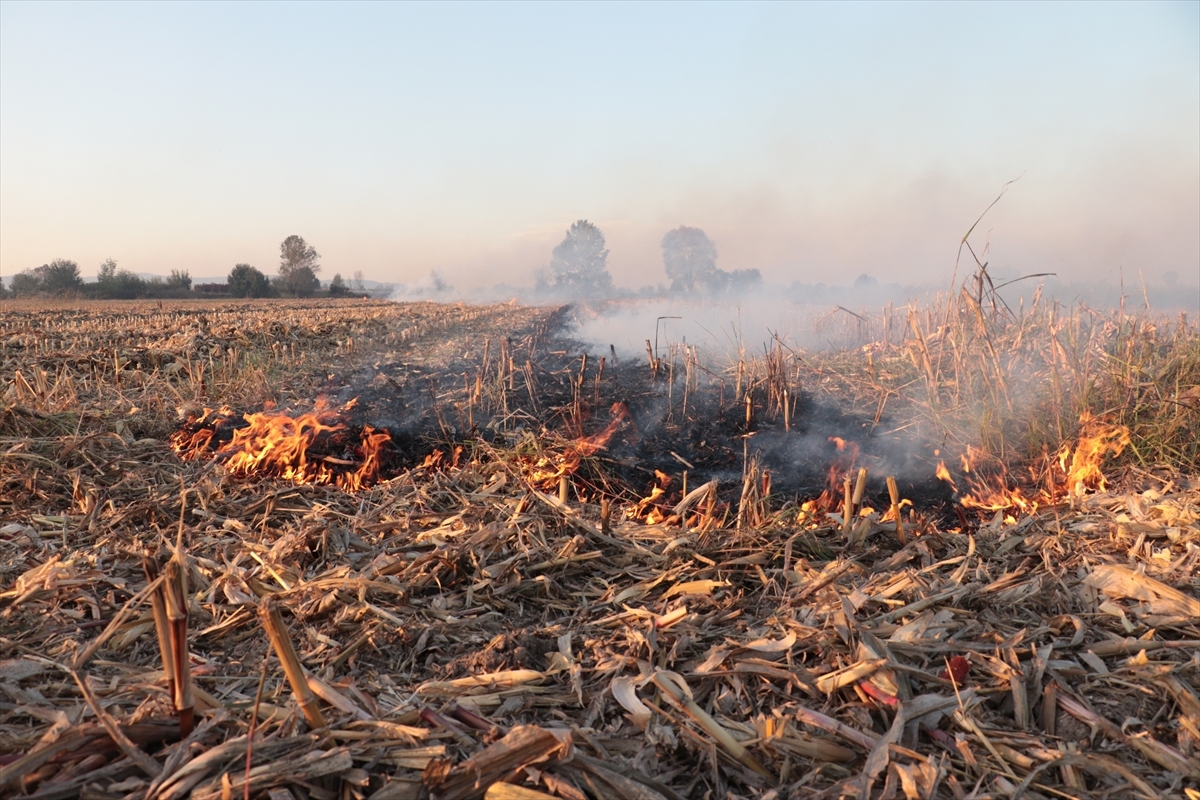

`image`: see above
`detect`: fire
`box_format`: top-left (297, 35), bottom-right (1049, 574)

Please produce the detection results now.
top-left (813, 436), bottom-right (861, 511)
top-left (939, 414), bottom-right (1130, 515)
top-left (523, 403), bottom-right (631, 490)
top-left (170, 398), bottom-right (393, 491)
top-left (935, 460), bottom-right (956, 491)
top-left (1059, 412), bottom-right (1130, 496)
top-left (959, 479), bottom-right (1040, 514)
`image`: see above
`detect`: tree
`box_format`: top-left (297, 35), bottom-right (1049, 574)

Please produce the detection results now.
top-left (727, 268), bottom-right (763, 291)
top-left (550, 220), bottom-right (612, 294)
top-left (105, 270), bottom-right (147, 299)
top-left (228, 264), bottom-right (270, 298)
top-left (352, 270), bottom-right (365, 293)
top-left (91, 259), bottom-right (146, 298)
top-left (328, 273), bottom-right (349, 296)
top-left (34, 259), bottom-right (84, 295)
top-left (10, 270), bottom-right (41, 296)
top-left (168, 269), bottom-right (192, 291)
top-left (278, 235), bottom-right (320, 295)
top-left (10, 260), bottom-right (84, 296)
top-left (662, 227), bottom-right (720, 293)
top-left (278, 266), bottom-right (320, 296)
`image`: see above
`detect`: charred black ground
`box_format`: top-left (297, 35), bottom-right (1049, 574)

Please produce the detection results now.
top-left (187, 305), bottom-right (955, 519)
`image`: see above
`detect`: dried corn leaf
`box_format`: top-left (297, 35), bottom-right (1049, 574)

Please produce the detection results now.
top-left (1084, 564), bottom-right (1200, 618)
top-left (610, 675), bottom-right (652, 730)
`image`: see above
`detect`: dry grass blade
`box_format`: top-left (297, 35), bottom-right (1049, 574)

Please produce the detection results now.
top-left (816, 659), bottom-right (887, 694)
top-left (418, 669), bottom-right (546, 697)
top-left (0, 729), bottom-right (92, 792)
top-left (149, 735), bottom-right (252, 800)
top-left (69, 570), bottom-right (164, 671)
top-left (673, 479), bottom-right (717, 518)
top-left (565, 755), bottom-right (676, 800)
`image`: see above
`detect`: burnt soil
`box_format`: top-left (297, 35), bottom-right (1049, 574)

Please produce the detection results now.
top-left (305, 304), bottom-right (955, 519)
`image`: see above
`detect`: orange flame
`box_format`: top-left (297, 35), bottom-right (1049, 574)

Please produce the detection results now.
top-left (1060, 412), bottom-right (1130, 496)
top-left (935, 460), bottom-right (956, 491)
top-left (947, 414), bottom-right (1130, 515)
top-left (524, 403), bottom-right (631, 490)
top-left (171, 399), bottom-right (391, 491)
top-left (813, 436), bottom-right (861, 511)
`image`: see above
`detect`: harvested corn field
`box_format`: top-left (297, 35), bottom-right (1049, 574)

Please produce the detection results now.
top-left (1, 295), bottom-right (1198, 800)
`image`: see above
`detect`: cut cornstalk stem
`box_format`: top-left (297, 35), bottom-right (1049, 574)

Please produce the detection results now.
top-left (142, 556), bottom-right (177, 704)
top-left (887, 476), bottom-right (906, 544)
top-left (164, 557), bottom-right (194, 737)
top-left (793, 703), bottom-right (878, 751)
top-left (594, 356), bottom-right (605, 405)
top-left (842, 474), bottom-right (854, 536)
top-left (260, 596), bottom-right (327, 730)
top-left (852, 467), bottom-right (868, 507)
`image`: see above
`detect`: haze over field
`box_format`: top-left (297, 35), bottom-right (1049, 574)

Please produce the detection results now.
top-left (1, 1), bottom-right (1197, 305)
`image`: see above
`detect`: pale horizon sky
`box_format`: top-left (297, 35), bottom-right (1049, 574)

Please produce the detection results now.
top-left (1, 1), bottom-right (1197, 295)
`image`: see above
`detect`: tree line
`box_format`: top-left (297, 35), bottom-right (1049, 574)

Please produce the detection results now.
top-left (0, 257), bottom-right (196, 300)
top-left (3, 226), bottom-right (758, 300)
top-left (542, 221), bottom-right (761, 297)
top-left (1, 235), bottom-right (363, 300)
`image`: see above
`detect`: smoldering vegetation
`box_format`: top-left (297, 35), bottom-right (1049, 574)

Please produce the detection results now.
top-left (378, 214), bottom-right (1197, 513)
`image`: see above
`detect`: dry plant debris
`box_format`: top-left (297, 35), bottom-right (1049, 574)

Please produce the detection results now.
top-left (1, 297), bottom-right (1198, 800)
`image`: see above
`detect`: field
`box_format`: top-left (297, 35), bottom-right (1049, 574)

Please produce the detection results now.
top-left (1, 292), bottom-right (1198, 800)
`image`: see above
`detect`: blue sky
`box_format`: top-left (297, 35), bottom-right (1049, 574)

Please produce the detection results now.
top-left (1, 1), bottom-right (1197, 292)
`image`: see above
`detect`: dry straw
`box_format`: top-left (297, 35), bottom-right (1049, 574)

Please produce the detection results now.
top-left (0, 296), bottom-right (1196, 799)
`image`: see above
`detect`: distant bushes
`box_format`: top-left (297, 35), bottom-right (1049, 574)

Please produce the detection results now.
top-left (4, 239), bottom-right (361, 300)
top-left (3, 259), bottom-right (197, 300)
top-left (93, 259), bottom-right (194, 299)
top-left (8, 259), bottom-right (85, 296)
